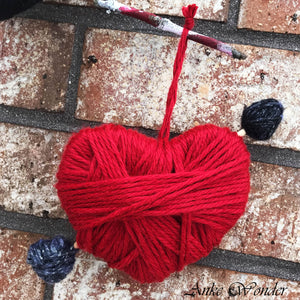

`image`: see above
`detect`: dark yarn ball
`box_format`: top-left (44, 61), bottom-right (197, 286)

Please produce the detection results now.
top-left (241, 98), bottom-right (284, 140)
top-left (0, 0), bottom-right (42, 20)
top-left (27, 236), bottom-right (78, 284)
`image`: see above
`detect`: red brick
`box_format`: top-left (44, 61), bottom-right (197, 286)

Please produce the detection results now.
top-left (0, 228), bottom-right (46, 300)
top-left (238, 0), bottom-right (300, 34)
top-left (53, 254), bottom-right (300, 299)
top-left (45, 0), bottom-right (230, 21)
top-left (76, 29), bottom-right (300, 151)
top-left (0, 123), bottom-right (71, 218)
top-left (0, 18), bottom-right (74, 111)
top-left (220, 162), bottom-right (300, 263)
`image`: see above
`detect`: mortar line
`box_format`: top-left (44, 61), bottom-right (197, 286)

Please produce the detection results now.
top-left (0, 209), bottom-right (76, 239)
top-left (0, 209), bottom-right (299, 282)
top-left (196, 249), bottom-right (300, 282)
top-left (227, 0), bottom-right (242, 27)
top-left (63, 23), bottom-right (88, 121)
top-left (43, 283), bottom-right (54, 300)
top-left (0, 105), bottom-right (299, 168)
top-left (0, 104), bottom-right (87, 132)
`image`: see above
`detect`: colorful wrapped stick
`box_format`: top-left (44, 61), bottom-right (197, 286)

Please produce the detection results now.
top-left (95, 0), bottom-right (247, 60)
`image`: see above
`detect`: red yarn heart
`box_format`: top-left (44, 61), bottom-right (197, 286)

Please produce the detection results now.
top-left (56, 123), bottom-right (250, 283)
top-left (56, 5), bottom-right (250, 283)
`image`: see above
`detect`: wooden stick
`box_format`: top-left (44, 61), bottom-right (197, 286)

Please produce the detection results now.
top-left (95, 0), bottom-right (247, 60)
top-left (237, 129), bottom-right (246, 137)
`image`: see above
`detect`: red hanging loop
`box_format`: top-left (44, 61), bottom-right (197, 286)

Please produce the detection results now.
top-left (158, 4), bottom-right (198, 142)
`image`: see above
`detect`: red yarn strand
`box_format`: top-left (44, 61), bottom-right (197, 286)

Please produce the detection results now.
top-left (158, 5), bottom-right (198, 141)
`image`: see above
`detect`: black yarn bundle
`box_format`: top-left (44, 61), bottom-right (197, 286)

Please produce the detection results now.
top-left (27, 236), bottom-right (78, 284)
top-left (241, 98), bottom-right (284, 140)
top-left (0, 0), bottom-right (41, 20)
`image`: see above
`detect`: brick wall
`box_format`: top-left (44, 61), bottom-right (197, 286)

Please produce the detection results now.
top-left (0, 0), bottom-right (299, 299)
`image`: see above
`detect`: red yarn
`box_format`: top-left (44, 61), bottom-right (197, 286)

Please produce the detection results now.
top-left (56, 5), bottom-right (250, 283)
top-left (158, 4), bottom-right (197, 141)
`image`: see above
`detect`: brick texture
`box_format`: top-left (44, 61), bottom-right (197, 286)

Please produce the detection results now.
top-left (45, 0), bottom-right (230, 21)
top-left (238, 0), bottom-right (300, 34)
top-left (0, 228), bottom-right (46, 300)
top-left (76, 29), bottom-right (300, 151)
top-left (1, 123), bottom-right (299, 264)
top-left (0, 18), bottom-right (74, 111)
top-left (220, 162), bottom-right (300, 263)
top-left (0, 123), bottom-right (71, 218)
top-left (53, 254), bottom-right (300, 299)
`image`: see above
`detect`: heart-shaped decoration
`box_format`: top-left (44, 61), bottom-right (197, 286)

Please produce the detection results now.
top-left (26, 4), bottom-right (284, 286)
top-left (55, 5), bottom-right (250, 283)
top-left (56, 123), bottom-right (250, 283)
